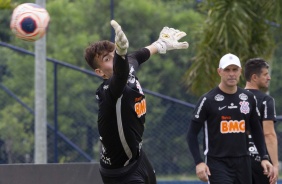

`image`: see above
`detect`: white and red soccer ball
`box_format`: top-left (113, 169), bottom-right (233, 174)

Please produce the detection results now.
top-left (10, 3), bottom-right (50, 42)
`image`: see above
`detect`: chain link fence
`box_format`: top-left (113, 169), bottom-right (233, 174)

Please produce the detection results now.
top-left (0, 42), bottom-right (281, 179)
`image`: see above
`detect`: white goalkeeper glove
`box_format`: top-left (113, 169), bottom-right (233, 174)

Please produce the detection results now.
top-left (153, 27), bottom-right (189, 54)
top-left (110, 20), bottom-right (129, 56)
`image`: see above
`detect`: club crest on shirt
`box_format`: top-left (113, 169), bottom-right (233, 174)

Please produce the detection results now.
top-left (239, 93), bottom-right (248, 101)
top-left (239, 101), bottom-right (250, 114)
top-left (214, 94), bottom-right (224, 101)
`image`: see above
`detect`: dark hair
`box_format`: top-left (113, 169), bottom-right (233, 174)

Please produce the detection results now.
top-left (84, 40), bottom-right (115, 70)
top-left (244, 58), bottom-right (269, 82)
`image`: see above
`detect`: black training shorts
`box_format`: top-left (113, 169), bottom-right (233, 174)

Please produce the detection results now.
top-left (207, 156), bottom-right (252, 184)
top-left (100, 150), bottom-right (156, 184)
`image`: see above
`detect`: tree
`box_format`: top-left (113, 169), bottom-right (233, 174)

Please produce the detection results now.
top-left (0, 0), bottom-right (12, 9)
top-left (183, 0), bottom-right (282, 96)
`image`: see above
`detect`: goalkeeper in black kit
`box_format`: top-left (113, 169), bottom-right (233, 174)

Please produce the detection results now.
top-left (84, 20), bottom-right (188, 184)
top-left (186, 53), bottom-right (274, 184)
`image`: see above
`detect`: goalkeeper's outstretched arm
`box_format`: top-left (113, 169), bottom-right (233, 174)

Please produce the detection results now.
top-left (111, 20), bottom-right (188, 56)
top-left (110, 20), bottom-right (129, 57)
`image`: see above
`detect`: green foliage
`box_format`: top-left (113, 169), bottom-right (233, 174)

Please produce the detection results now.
top-left (0, 0), bottom-right (12, 9)
top-left (270, 37), bottom-right (282, 116)
top-left (184, 0), bottom-right (280, 96)
top-left (0, 97), bottom-right (34, 163)
top-left (0, 9), bottom-right (13, 42)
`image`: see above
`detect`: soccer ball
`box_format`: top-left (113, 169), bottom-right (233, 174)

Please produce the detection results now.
top-left (10, 3), bottom-right (50, 42)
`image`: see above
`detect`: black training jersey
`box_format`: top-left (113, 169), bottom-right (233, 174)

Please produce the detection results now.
top-left (247, 89), bottom-right (276, 161)
top-left (96, 48), bottom-right (150, 169)
top-left (191, 86), bottom-right (261, 158)
top-left (247, 89), bottom-right (276, 123)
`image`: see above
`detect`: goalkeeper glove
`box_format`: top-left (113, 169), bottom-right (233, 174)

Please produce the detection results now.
top-left (153, 27), bottom-right (189, 54)
top-left (110, 20), bottom-right (129, 56)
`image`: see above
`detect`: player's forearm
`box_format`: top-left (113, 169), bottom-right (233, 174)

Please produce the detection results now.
top-left (187, 138), bottom-right (203, 165)
top-left (110, 54), bottom-right (129, 97)
top-left (145, 45), bottom-right (158, 55)
top-left (251, 125), bottom-right (267, 157)
top-left (265, 133), bottom-right (279, 167)
top-left (187, 121), bottom-right (204, 165)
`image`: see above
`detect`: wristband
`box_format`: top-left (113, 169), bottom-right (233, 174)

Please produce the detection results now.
top-left (261, 155), bottom-right (270, 161)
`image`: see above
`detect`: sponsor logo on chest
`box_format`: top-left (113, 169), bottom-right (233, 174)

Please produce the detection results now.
top-left (216, 93), bottom-right (250, 134)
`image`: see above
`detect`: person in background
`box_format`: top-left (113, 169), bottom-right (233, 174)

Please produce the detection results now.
top-left (84, 20), bottom-right (188, 184)
top-left (244, 58), bottom-right (279, 184)
top-left (187, 53), bottom-right (274, 184)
